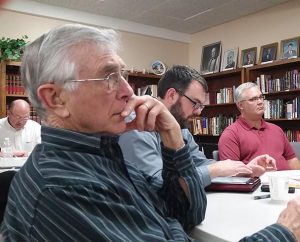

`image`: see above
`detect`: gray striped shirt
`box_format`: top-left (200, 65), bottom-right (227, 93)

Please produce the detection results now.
top-left (1, 126), bottom-right (206, 241)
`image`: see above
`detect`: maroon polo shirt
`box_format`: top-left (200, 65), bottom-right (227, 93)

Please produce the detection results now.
top-left (218, 117), bottom-right (295, 170)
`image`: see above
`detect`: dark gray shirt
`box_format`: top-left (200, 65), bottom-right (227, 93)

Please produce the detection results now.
top-left (1, 125), bottom-right (206, 241)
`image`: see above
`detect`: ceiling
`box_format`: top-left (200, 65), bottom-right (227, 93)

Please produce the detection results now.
top-left (25, 0), bottom-right (289, 34)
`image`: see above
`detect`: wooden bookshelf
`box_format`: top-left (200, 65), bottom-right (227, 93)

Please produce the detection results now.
top-left (127, 71), bottom-right (160, 97)
top-left (190, 68), bottom-right (245, 137)
top-left (0, 61), bottom-right (25, 118)
top-left (247, 57), bottom-right (300, 141)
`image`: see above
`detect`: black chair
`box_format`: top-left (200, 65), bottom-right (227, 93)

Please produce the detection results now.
top-left (0, 170), bottom-right (17, 222)
top-left (212, 150), bottom-right (219, 161)
top-left (290, 142), bottom-right (300, 160)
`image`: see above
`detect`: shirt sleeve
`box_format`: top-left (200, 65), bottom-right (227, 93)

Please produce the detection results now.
top-left (239, 223), bottom-right (296, 242)
top-left (118, 131), bottom-right (165, 191)
top-left (218, 127), bottom-right (241, 161)
top-left (182, 129), bottom-right (214, 187)
top-left (119, 130), bottom-right (213, 189)
top-left (119, 131), bottom-right (207, 230)
top-left (159, 144), bottom-right (207, 231)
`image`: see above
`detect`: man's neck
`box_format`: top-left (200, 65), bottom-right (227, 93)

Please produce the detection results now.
top-left (241, 115), bottom-right (262, 129)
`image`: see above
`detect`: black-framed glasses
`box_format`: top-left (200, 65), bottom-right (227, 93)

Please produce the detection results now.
top-left (176, 90), bottom-right (205, 110)
top-left (240, 94), bottom-right (265, 103)
top-left (64, 70), bottom-right (129, 91)
top-left (9, 111), bottom-right (30, 121)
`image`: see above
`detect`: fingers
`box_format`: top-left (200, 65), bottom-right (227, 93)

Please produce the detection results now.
top-left (217, 160), bottom-right (252, 177)
top-left (124, 101), bottom-right (154, 132)
top-left (277, 196), bottom-right (300, 240)
top-left (122, 95), bottom-right (173, 132)
top-left (248, 164), bottom-right (265, 177)
top-left (232, 164), bottom-right (252, 176)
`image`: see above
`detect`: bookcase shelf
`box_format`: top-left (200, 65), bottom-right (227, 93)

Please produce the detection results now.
top-left (205, 103), bottom-right (236, 108)
top-left (247, 57), bottom-right (300, 141)
top-left (0, 61), bottom-right (24, 118)
top-left (127, 71), bottom-right (160, 97)
top-left (189, 68), bottom-right (245, 156)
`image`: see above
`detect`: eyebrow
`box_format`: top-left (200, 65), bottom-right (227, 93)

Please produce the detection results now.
top-left (99, 63), bottom-right (125, 75)
top-left (189, 95), bottom-right (203, 104)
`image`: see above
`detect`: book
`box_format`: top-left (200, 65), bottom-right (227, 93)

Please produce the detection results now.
top-left (205, 177), bottom-right (261, 193)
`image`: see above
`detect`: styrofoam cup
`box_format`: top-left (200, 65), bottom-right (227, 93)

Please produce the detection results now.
top-left (268, 173), bottom-right (289, 201)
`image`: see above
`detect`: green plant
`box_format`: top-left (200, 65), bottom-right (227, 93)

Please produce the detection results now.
top-left (0, 35), bottom-right (28, 61)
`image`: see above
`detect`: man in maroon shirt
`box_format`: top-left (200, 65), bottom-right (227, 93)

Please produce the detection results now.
top-left (219, 82), bottom-right (300, 170)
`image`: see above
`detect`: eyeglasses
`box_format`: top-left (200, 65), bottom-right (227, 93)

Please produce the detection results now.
top-left (65, 70), bottom-right (129, 91)
top-left (240, 94), bottom-right (265, 103)
top-left (176, 90), bottom-right (205, 110)
top-left (9, 111), bottom-right (30, 121)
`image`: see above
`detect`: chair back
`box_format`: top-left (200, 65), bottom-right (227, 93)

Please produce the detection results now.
top-left (0, 170), bottom-right (16, 222)
top-left (212, 150), bottom-right (219, 161)
top-left (290, 142), bottom-right (300, 160)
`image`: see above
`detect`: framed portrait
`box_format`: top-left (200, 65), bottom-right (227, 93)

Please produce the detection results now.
top-left (241, 47), bottom-right (257, 67)
top-left (200, 41), bottom-right (222, 74)
top-left (259, 42), bottom-right (278, 64)
top-left (280, 37), bottom-right (299, 59)
top-left (221, 48), bottom-right (238, 71)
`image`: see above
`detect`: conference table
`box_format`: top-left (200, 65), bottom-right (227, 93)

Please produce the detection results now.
top-left (190, 171), bottom-right (300, 242)
top-left (0, 156), bottom-right (27, 172)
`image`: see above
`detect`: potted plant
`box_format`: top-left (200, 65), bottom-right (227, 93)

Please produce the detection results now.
top-left (0, 35), bottom-right (28, 62)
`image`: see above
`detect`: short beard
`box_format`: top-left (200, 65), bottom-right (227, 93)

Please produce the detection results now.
top-left (170, 100), bottom-right (190, 129)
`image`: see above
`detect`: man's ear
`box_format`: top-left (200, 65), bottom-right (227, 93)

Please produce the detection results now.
top-left (165, 88), bottom-right (179, 103)
top-left (37, 83), bottom-right (70, 118)
top-left (236, 101), bottom-right (243, 111)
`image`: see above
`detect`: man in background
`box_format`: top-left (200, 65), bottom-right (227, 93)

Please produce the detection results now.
top-left (283, 42), bottom-right (297, 59)
top-left (244, 52), bottom-right (254, 65)
top-left (219, 82), bottom-right (300, 170)
top-left (262, 48), bottom-right (273, 62)
top-left (119, 65), bottom-right (276, 189)
top-left (207, 47), bottom-right (219, 72)
top-left (225, 50), bottom-right (235, 69)
top-left (0, 99), bottom-right (41, 156)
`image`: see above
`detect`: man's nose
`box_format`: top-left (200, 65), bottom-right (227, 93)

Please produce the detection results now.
top-left (193, 109), bottom-right (202, 116)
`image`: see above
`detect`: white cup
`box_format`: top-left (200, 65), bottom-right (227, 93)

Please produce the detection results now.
top-left (24, 141), bottom-right (34, 156)
top-left (268, 172), bottom-right (289, 201)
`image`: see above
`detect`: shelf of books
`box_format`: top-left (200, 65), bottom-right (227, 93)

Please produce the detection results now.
top-left (248, 57), bottom-right (300, 142)
top-left (0, 61), bottom-right (40, 122)
top-left (188, 68), bottom-right (245, 157)
top-left (190, 68), bottom-right (245, 135)
top-left (127, 71), bottom-right (160, 97)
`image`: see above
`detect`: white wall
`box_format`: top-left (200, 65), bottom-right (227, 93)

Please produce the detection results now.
top-left (189, 0), bottom-right (300, 70)
top-left (1, 0), bottom-right (300, 72)
top-left (0, 10), bottom-right (188, 72)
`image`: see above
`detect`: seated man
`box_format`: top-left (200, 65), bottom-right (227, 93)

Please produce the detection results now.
top-left (1, 23), bottom-right (206, 241)
top-left (2, 24), bottom-right (300, 242)
top-left (0, 99), bottom-right (41, 157)
top-left (219, 82), bottom-right (300, 170)
top-left (119, 65), bottom-right (275, 190)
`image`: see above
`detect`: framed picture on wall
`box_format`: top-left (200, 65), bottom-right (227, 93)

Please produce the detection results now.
top-left (241, 47), bottom-right (257, 67)
top-left (280, 37), bottom-right (299, 59)
top-left (200, 41), bottom-right (222, 74)
top-left (259, 43), bottom-right (277, 64)
top-left (221, 48), bottom-right (238, 71)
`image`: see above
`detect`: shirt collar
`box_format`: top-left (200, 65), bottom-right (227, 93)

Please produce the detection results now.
top-left (41, 125), bottom-right (119, 154)
top-left (4, 117), bottom-right (20, 131)
top-left (238, 116), bottom-right (266, 130)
